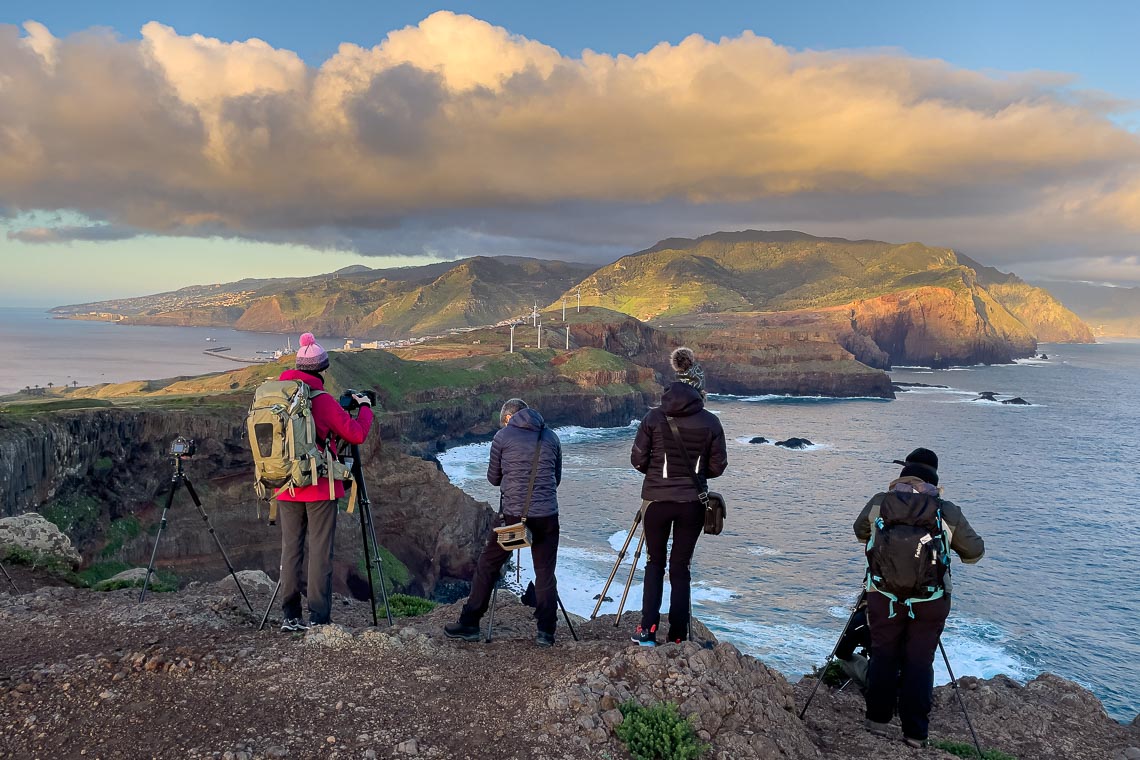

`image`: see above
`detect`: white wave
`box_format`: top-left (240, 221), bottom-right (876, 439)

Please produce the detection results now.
top-left (749, 545), bottom-right (783, 557)
top-left (701, 612), bottom-right (1034, 687)
top-left (891, 385), bottom-right (977, 396)
top-left (438, 441), bottom-right (492, 484)
top-left (552, 420), bottom-right (640, 445)
top-left (709, 393), bottom-right (889, 404)
top-left (1013, 358), bottom-right (1051, 365)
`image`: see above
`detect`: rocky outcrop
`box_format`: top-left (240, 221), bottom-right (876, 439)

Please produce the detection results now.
top-left (776, 438), bottom-right (814, 449)
top-left (0, 513), bottom-right (81, 567)
top-left (0, 408), bottom-right (494, 598)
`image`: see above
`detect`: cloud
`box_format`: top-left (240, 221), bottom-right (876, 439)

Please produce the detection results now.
top-left (1, 12), bottom-right (1138, 268)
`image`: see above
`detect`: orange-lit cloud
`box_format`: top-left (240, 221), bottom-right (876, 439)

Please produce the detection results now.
top-left (1, 12), bottom-right (1138, 265)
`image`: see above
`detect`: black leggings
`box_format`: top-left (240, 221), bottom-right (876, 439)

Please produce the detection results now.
top-left (639, 500), bottom-right (703, 641)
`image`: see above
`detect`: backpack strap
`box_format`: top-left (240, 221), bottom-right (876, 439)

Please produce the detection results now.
top-left (518, 425), bottom-right (546, 524)
top-left (663, 417), bottom-right (709, 505)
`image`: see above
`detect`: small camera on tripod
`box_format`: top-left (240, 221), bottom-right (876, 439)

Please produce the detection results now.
top-left (170, 436), bottom-right (197, 458)
top-left (338, 388), bottom-right (377, 411)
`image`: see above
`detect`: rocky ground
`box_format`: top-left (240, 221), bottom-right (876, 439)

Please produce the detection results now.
top-left (0, 567), bottom-right (1136, 760)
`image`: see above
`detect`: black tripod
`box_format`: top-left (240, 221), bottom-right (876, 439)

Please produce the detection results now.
top-left (485, 553), bottom-right (579, 643)
top-left (258, 443), bottom-right (394, 630)
top-left (139, 453), bottom-right (253, 612)
top-left (0, 561), bottom-right (18, 594)
top-left (590, 502), bottom-right (649, 626)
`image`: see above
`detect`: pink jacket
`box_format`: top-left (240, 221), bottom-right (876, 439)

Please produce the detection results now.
top-left (275, 369), bottom-right (374, 502)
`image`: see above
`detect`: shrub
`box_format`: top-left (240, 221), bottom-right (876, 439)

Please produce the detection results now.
top-left (1, 546), bottom-right (83, 585)
top-left (376, 594), bottom-right (438, 619)
top-left (77, 560), bottom-right (131, 588)
top-left (38, 495), bottom-right (102, 537)
top-left (99, 516), bottom-right (142, 558)
top-left (614, 701), bottom-right (707, 760)
top-left (816, 659), bottom-right (847, 686)
top-left (93, 570), bottom-right (177, 593)
top-left (930, 739), bottom-right (1018, 760)
top-left (357, 544), bottom-right (411, 595)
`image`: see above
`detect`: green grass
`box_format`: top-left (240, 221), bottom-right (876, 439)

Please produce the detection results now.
top-left (1, 545), bottom-right (83, 585)
top-left (99, 516), bottom-right (142, 558)
top-left (77, 560), bottom-right (131, 587)
top-left (614, 702), bottom-right (707, 760)
top-left (376, 593), bottom-right (438, 618)
top-left (38, 495), bottom-right (102, 538)
top-left (929, 739), bottom-right (1017, 759)
top-left (0, 398), bottom-right (114, 415)
top-left (554, 348), bottom-right (631, 374)
top-left (357, 544), bottom-right (412, 595)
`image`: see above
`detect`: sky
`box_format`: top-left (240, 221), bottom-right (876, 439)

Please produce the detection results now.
top-left (2, 1), bottom-right (1139, 305)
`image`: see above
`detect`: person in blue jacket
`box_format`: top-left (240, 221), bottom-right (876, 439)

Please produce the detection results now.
top-left (445, 398), bottom-right (563, 646)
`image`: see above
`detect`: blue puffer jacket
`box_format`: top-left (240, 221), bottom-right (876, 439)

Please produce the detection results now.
top-left (487, 407), bottom-right (562, 518)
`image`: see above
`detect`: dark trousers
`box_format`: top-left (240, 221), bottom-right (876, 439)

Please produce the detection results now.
top-left (639, 500), bottom-right (703, 640)
top-left (460, 514), bottom-right (560, 634)
top-left (278, 500), bottom-right (337, 625)
top-left (865, 591), bottom-right (951, 740)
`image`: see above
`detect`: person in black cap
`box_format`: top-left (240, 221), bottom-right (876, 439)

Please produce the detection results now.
top-left (852, 448), bottom-right (985, 748)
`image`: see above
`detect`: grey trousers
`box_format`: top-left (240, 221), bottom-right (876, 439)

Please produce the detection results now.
top-left (278, 500), bottom-right (337, 624)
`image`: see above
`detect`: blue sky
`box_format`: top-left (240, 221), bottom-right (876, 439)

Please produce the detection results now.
top-left (10, 0), bottom-right (1138, 109)
top-left (2, 2), bottom-right (1139, 305)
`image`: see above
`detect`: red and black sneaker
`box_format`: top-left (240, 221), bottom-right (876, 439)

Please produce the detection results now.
top-left (631, 624), bottom-right (657, 646)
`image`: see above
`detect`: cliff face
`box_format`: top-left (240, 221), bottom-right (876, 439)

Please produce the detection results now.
top-left (0, 408), bottom-right (494, 597)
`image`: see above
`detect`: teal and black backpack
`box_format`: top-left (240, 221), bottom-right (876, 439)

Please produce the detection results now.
top-left (865, 491), bottom-right (949, 616)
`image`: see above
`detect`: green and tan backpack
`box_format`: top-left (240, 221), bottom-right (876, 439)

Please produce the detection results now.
top-left (246, 379), bottom-right (353, 520)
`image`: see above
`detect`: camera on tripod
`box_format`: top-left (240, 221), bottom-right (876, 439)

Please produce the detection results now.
top-left (170, 436), bottom-right (197, 458)
top-left (338, 388), bottom-right (377, 411)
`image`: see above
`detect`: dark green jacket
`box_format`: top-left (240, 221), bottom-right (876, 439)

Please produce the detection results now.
top-left (854, 476), bottom-right (985, 595)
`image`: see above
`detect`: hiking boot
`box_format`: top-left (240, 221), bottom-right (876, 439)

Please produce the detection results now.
top-left (280, 618), bottom-right (309, 632)
top-left (630, 624), bottom-right (657, 646)
top-left (535, 631), bottom-right (555, 648)
top-left (865, 718), bottom-right (893, 738)
top-left (903, 736), bottom-right (926, 748)
top-left (666, 630), bottom-right (688, 644)
top-left (443, 622), bottom-right (482, 642)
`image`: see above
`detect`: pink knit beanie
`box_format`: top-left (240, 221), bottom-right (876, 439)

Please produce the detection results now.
top-left (295, 333), bottom-right (329, 372)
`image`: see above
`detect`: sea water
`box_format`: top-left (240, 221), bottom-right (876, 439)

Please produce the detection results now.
top-left (0, 307), bottom-right (303, 393)
top-left (440, 342), bottom-right (1140, 721)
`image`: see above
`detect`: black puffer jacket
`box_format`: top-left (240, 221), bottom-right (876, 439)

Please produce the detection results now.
top-left (488, 407), bottom-right (562, 518)
top-left (631, 382), bottom-right (727, 502)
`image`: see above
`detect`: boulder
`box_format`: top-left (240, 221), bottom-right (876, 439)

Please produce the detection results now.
top-left (95, 568), bottom-right (150, 590)
top-left (974, 391), bottom-right (1000, 401)
top-left (0, 513), bottom-right (82, 568)
top-left (748, 436), bottom-right (769, 444)
top-left (212, 569), bottom-right (274, 594)
top-left (775, 438), bottom-right (813, 449)
top-left (1002, 397), bottom-right (1031, 405)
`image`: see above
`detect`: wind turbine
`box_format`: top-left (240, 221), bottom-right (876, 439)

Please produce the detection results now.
top-left (509, 322), bottom-right (516, 353)
top-left (532, 300), bottom-right (539, 327)
top-left (576, 287), bottom-right (581, 313)
top-left (562, 297), bottom-right (567, 321)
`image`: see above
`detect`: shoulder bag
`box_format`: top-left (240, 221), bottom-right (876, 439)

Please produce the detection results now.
top-left (492, 424), bottom-right (545, 550)
top-left (664, 418), bottom-right (726, 535)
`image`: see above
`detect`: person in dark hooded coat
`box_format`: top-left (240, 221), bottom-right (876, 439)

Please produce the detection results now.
top-left (629, 348), bottom-right (727, 645)
top-left (445, 398), bottom-right (563, 646)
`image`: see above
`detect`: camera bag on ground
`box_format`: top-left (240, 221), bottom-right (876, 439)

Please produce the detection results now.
top-left (492, 424), bottom-right (545, 550)
top-left (663, 418), bottom-right (727, 535)
top-left (247, 379), bottom-right (353, 521)
top-left (864, 491), bottom-right (949, 617)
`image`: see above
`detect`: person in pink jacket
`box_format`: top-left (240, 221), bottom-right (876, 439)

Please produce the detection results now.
top-left (276, 333), bottom-right (374, 631)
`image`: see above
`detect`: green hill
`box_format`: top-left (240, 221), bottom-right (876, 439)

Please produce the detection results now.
top-left (558, 231), bottom-right (1093, 361)
top-left (53, 257), bottom-right (594, 339)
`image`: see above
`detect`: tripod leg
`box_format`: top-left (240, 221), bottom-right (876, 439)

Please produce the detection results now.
top-left (557, 594), bottom-right (579, 642)
top-left (799, 591), bottom-right (866, 719)
top-left (485, 583), bottom-right (498, 643)
top-left (183, 479), bottom-right (253, 613)
top-left (258, 580), bottom-right (281, 631)
top-left (140, 480), bottom-right (178, 603)
top-left (357, 499), bottom-right (379, 627)
top-left (939, 639), bottom-right (985, 757)
top-left (614, 528), bottom-right (646, 628)
top-left (362, 502), bottom-right (393, 626)
top-left (0, 561), bottom-right (18, 594)
top-left (590, 507), bottom-right (644, 620)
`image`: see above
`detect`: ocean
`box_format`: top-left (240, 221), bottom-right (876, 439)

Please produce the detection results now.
top-left (3, 307), bottom-right (1137, 720)
top-left (440, 343), bottom-right (1140, 721)
top-left (0, 307), bottom-right (305, 394)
